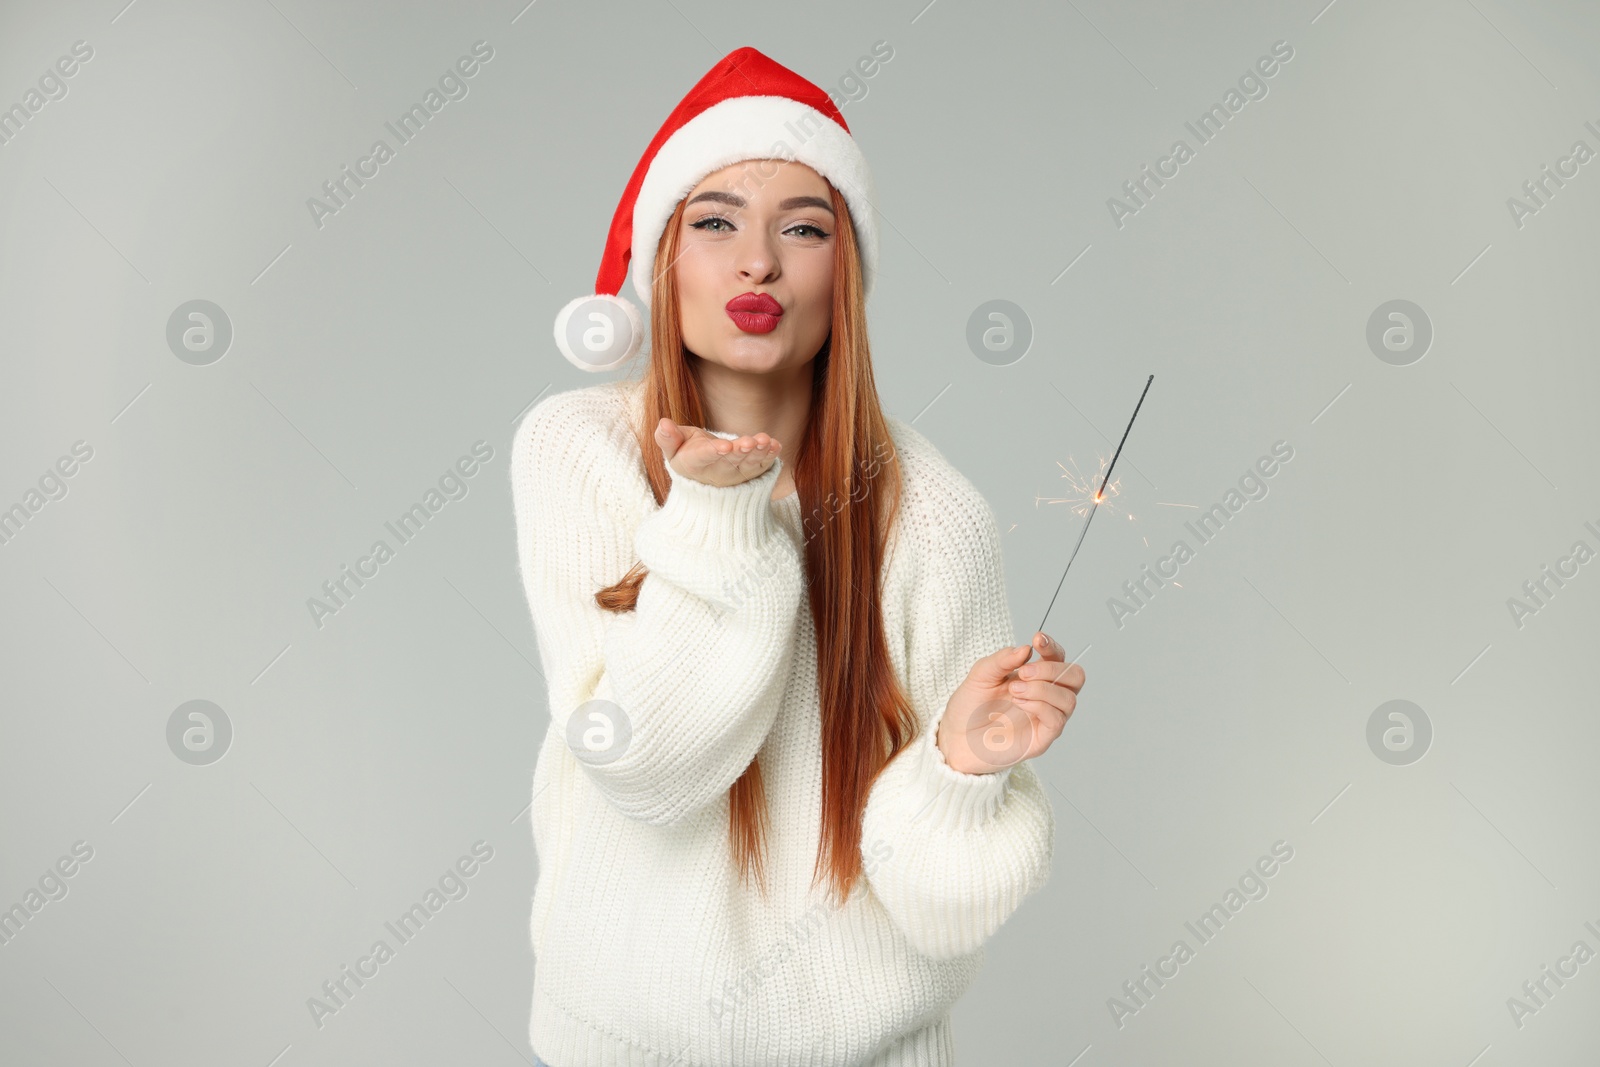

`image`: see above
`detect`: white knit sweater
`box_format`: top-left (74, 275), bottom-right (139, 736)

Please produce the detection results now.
top-left (511, 379), bottom-right (1053, 1067)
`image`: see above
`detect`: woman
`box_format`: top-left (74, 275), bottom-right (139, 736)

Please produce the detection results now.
top-left (515, 46), bottom-right (1085, 1067)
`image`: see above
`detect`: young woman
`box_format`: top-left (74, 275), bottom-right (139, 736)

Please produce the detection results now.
top-left (515, 46), bottom-right (1085, 1067)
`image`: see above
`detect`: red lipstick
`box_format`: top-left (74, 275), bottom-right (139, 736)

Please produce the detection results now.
top-left (725, 292), bottom-right (783, 333)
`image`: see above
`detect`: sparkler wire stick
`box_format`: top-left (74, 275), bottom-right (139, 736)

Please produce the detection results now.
top-left (1037, 374), bottom-right (1155, 635)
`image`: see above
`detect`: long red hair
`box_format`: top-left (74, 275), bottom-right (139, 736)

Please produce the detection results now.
top-left (594, 180), bottom-right (916, 907)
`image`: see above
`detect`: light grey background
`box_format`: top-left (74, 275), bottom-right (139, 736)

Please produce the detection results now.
top-left (2, 0), bottom-right (1597, 1064)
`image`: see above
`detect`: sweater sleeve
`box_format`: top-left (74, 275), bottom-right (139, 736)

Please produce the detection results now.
top-left (859, 463), bottom-right (1054, 961)
top-left (512, 394), bottom-right (805, 827)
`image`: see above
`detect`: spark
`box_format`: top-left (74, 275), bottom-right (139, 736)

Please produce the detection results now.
top-left (1036, 452), bottom-right (1127, 520)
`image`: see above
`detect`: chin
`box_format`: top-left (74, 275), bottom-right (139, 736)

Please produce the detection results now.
top-left (714, 336), bottom-right (790, 371)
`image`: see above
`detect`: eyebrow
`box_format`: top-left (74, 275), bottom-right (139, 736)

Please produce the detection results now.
top-left (684, 191), bottom-right (835, 215)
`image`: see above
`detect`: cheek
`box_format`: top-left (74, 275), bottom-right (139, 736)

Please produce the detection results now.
top-left (799, 258), bottom-right (835, 321)
top-left (674, 250), bottom-right (716, 321)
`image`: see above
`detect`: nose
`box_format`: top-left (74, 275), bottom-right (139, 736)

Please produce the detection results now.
top-left (734, 228), bottom-right (779, 287)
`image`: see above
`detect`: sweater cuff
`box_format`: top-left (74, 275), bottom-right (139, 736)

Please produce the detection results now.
top-left (906, 710), bottom-right (1017, 832)
top-left (651, 448), bottom-right (785, 556)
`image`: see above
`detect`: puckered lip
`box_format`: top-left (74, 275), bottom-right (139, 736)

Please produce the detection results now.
top-left (725, 292), bottom-right (783, 315)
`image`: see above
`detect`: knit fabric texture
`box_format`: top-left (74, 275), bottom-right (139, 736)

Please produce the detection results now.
top-left (511, 379), bottom-right (1054, 1067)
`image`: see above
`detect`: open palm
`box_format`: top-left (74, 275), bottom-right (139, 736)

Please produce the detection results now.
top-left (655, 418), bottom-right (782, 488)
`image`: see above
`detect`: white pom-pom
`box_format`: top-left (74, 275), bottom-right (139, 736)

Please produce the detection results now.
top-left (553, 293), bottom-right (644, 372)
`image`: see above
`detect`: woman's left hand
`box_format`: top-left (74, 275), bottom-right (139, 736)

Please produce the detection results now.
top-left (936, 631), bottom-right (1085, 774)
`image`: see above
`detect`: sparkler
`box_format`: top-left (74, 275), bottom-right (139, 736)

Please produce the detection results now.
top-left (1037, 374), bottom-right (1155, 634)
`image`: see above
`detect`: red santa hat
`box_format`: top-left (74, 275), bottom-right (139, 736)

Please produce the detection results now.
top-left (554, 46), bottom-right (880, 371)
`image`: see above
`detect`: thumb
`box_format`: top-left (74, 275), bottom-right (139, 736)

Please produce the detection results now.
top-left (654, 418), bottom-right (681, 459)
top-left (974, 643), bottom-right (1033, 684)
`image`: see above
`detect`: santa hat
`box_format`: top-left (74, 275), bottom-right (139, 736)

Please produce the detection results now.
top-left (554, 46), bottom-right (880, 372)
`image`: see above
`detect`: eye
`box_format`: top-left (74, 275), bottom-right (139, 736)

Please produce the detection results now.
top-left (688, 216), bottom-right (830, 238)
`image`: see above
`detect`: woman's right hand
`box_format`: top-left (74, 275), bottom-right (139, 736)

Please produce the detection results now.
top-left (654, 417), bottom-right (782, 489)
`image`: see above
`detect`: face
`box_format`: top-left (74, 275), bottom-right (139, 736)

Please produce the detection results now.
top-left (673, 160), bottom-right (836, 374)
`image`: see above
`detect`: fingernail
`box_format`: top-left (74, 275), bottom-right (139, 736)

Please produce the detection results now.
top-left (1009, 681), bottom-right (1025, 693)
